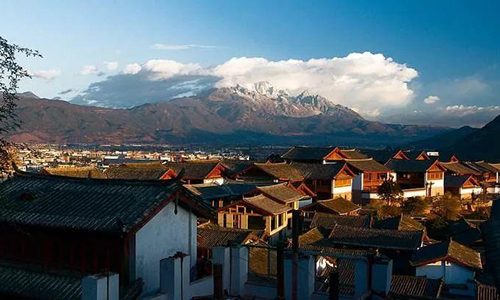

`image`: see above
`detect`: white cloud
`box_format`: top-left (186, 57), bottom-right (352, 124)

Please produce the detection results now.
top-left (29, 69), bottom-right (61, 80)
top-left (151, 44), bottom-right (216, 50)
top-left (444, 105), bottom-right (500, 116)
top-left (79, 52), bottom-right (420, 115)
top-left (123, 63), bottom-right (142, 74)
top-left (424, 95), bottom-right (440, 104)
top-left (142, 59), bottom-right (203, 80)
top-left (212, 52), bottom-right (418, 111)
top-left (80, 65), bottom-right (98, 76)
top-left (104, 61), bottom-right (119, 71)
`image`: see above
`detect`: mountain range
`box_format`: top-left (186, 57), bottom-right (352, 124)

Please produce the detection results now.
top-left (8, 82), bottom-right (448, 146)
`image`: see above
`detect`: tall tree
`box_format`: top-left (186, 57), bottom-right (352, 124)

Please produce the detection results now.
top-left (377, 179), bottom-right (403, 206)
top-left (0, 36), bottom-right (41, 171)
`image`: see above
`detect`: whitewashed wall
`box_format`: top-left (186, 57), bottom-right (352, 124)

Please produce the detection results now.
top-left (135, 201), bottom-right (197, 295)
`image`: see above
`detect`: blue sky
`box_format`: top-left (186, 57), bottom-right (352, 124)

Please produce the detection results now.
top-left (1, 0), bottom-right (499, 126)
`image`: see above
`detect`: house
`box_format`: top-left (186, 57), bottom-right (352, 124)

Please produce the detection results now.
top-left (162, 162), bottom-right (226, 184)
top-left (291, 162), bottom-right (356, 200)
top-left (464, 161), bottom-right (500, 194)
top-left (375, 214), bottom-right (426, 232)
top-left (250, 183), bottom-right (310, 210)
top-left (281, 146), bottom-right (367, 164)
top-left (344, 159), bottom-right (395, 203)
top-left (445, 174), bottom-right (482, 199)
top-left (329, 225), bottom-right (424, 274)
top-left (183, 182), bottom-right (257, 209)
top-left (0, 171), bottom-right (211, 297)
top-left (234, 162), bottom-right (304, 183)
top-left (197, 224), bottom-right (261, 259)
top-left (301, 198), bottom-right (361, 222)
top-left (411, 239), bottom-right (482, 295)
top-left (385, 159), bottom-right (446, 197)
top-left (216, 194), bottom-right (292, 242)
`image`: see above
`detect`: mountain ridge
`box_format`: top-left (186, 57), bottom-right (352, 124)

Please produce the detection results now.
top-left (8, 85), bottom-right (448, 146)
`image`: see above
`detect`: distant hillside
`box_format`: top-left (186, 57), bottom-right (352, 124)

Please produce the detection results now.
top-left (409, 126), bottom-right (478, 150)
top-left (6, 84), bottom-right (447, 146)
top-left (445, 114), bottom-right (500, 161)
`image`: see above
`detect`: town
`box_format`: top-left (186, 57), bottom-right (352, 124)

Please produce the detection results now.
top-left (0, 144), bottom-right (499, 299)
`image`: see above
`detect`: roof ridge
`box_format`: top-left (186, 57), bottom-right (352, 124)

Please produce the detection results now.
top-left (14, 169), bottom-right (180, 187)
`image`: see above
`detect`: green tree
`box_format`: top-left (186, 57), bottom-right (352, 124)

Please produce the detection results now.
top-left (377, 179), bottom-right (403, 206)
top-left (432, 192), bottom-right (461, 221)
top-left (0, 36), bottom-right (41, 171)
top-left (402, 197), bottom-right (429, 215)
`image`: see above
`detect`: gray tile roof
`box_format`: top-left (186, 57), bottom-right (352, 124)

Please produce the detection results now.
top-left (291, 162), bottom-right (351, 180)
top-left (0, 172), bottom-right (199, 234)
top-left (310, 212), bottom-right (372, 229)
top-left (346, 159), bottom-right (392, 172)
top-left (411, 239), bottom-right (482, 271)
top-left (329, 225), bottom-right (423, 251)
top-left (389, 275), bottom-right (443, 299)
top-left (281, 146), bottom-right (335, 161)
top-left (384, 159), bottom-right (438, 173)
top-left (0, 263), bottom-right (83, 300)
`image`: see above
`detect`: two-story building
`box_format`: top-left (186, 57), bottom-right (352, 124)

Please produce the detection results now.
top-left (344, 159), bottom-right (395, 203)
top-left (291, 162), bottom-right (356, 200)
top-left (385, 159), bottom-right (446, 198)
top-left (216, 194), bottom-right (292, 243)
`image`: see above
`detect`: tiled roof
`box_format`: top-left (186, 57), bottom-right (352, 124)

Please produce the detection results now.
top-left (482, 200), bottom-right (500, 294)
top-left (441, 162), bottom-right (481, 175)
top-left (256, 183), bottom-right (306, 203)
top-left (184, 182), bottom-right (257, 201)
top-left (310, 212), bottom-right (372, 229)
top-left (253, 162), bottom-right (304, 181)
top-left (411, 239), bottom-right (482, 271)
top-left (445, 174), bottom-right (478, 188)
top-left (162, 162), bottom-right (221, 179)
top-left (0, 171), bottom-right (206, 234)
top-left (302, 198), bottom-right (360, 215)
top-left (220, 159), bottom-right (254, 176)
top-left (340, 149), bottom-right (368, 160)
top-left (0, 263), bottom-right (83, 300)
top-left (242, 194), bottom-right (291, 215)
top-left (298, 228), bottom-right (374, 257)
top-left (389, 275), bottom-right (443, 299)
top-left (105, 164), bottom-right (169, 180)
top-left (448, 218), bottom-right (483, 246)
top-left (477, 283), bottom-right (500, 300)
top-left (384, 159), bottom-right (438, 173)
top-left (329, 225), bottom-right (423, 251)
top-left (346, 159), bottom-right (391, 172)
top-left (375, 214), bottom-right (425, 232)
top-left (41, 166), bottom-right (107, 179)
top-left (281, 146), bottom-right (335, 161)
top-left (465, 161), bottom-right (500, 174)
top-left (197, 226), bottom-right (260, 249)
top-left (291, 162), bottom-right (352, 180)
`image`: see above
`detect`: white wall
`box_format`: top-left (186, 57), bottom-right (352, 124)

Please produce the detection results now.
top-left (204, 177), bottom-right (224, 185)
top-left (402, 188), bottom-right (426, 198)
top-left (416, 261), bottom-right (474, 285)
top-left (332, 183), bottom-right (352, 196)
top-left (135, 201), bottom-right (197, 295)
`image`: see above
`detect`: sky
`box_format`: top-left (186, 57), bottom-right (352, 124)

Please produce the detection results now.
top-left (1, 0), bottom-right (499, 127)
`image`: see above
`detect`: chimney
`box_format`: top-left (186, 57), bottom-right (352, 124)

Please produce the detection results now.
top-left (371, 257), bottom-right (393, 296)
top-left (82, 273), bottom-right (119, 300)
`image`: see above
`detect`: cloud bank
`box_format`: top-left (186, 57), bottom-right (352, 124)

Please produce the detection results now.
top-left (73, 52), bottom-right (419, 114)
